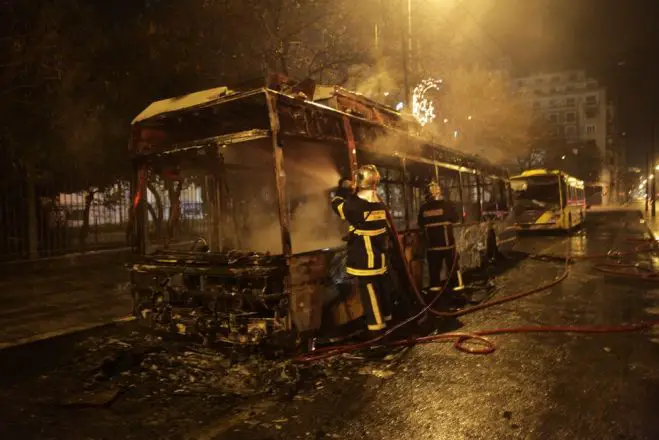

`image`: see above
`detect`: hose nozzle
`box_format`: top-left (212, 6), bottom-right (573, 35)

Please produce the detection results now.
top-left (453, 269), bottom-right (466, 291)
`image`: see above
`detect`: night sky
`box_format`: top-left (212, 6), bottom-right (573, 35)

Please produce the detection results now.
top-left (6, 0), bottom-right (659, 166)
top-left (491, 0), bottom-right (659, 166)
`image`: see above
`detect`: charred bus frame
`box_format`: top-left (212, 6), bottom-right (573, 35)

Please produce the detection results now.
top-left (128, 86), bottom-right (516, 348)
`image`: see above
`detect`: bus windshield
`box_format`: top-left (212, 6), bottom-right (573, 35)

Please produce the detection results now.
top-left (139, 139), bottom-right (282, 254)
top-left (511, 175), bottom-right (561, 208)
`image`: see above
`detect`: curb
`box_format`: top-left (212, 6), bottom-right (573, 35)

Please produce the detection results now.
top-left (641, 211), bottom-right (658, 241)
top-left (0, 315), bottom-right (136, 352)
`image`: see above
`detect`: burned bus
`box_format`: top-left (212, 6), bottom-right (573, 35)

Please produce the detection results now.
top-left (127, 80), bottom-right (516, 348)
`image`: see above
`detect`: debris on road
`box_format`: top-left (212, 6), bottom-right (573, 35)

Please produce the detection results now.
top-left (61, 387), bottom-right (123, 408)
top-left (357, 366), bottom-right (394, 379)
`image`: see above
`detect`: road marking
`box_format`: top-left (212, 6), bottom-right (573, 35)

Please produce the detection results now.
top-left (0, 315), bottom-right (135, 351)
top-left (185, 399), bottom-right (277, 440)
top-left (497, 236), bottom-right (517, 245)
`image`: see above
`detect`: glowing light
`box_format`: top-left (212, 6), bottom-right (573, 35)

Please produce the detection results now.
top-left (384, 92), bottom-right (390, 96)
top-left (561, 155), bottom-right (566, 160)
top-left (412, 78), bottom-right (443, 126)
top-left (650, 175), bottom-right (655, 180)
top-left (443, 118), bottom-right (449, 124)
top-left (395, 102), bottom-right (404, 111)
top-left (453, 130), bottom-right (459, 138)
top-left (655, 164), bottom-right (659, 171)
top-left (467, 115), bottom-right (472, 120)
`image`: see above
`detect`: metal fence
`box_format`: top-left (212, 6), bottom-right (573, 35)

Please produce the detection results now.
top-left (0, 176), bottom-right (132, 262)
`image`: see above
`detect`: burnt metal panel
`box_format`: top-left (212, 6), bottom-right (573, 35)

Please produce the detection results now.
top-left (342, 115), bottom-right (358, 174)
top-left (289, 252), bottom-right (328, 332)
top-left (265, 92), bottom-right (292, 258)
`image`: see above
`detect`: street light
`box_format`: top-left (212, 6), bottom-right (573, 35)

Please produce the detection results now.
top-left (402, 0), bottom-right (413, 107)
top-left (561, 155), bottom-right (566, 160)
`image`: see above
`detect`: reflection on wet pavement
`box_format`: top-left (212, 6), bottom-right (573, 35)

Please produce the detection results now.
top-left (2, 209), bottom-right (659, 440)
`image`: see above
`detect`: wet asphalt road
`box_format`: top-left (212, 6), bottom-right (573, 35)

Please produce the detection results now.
top-left (2, 210), bottom-right (659, 440)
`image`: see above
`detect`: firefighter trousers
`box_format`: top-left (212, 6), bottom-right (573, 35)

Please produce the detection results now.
top-left (356, 275), bottom-right (392, 331)
top-left (427, 248), bottom-right (459, 292)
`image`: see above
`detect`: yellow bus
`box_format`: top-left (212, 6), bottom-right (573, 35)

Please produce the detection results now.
top-left (510, 169), bottom-right (586, 231)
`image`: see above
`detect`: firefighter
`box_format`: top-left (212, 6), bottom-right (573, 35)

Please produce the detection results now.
top-left (418, 181), bottom-right (463, 297)
top-left (331, 165), bottom-right (392, 334)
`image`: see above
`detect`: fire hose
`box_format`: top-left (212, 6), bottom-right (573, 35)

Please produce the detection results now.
top-left (293, 204), bottom-right (659, 363)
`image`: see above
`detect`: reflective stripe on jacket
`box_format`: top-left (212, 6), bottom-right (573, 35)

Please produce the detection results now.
top-left (331, 195), bottom-right (389, 276)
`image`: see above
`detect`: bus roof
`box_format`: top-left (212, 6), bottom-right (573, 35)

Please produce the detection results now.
top-left (130, 84), bottom-right (507, 178)
top-left (132, 86), bottom-right (234, 124)
top-left (510, 169), bottom-right (584, 187)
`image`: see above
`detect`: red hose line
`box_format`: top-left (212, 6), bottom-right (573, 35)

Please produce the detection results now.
top-left (293, 206), bottom-right (659, 363)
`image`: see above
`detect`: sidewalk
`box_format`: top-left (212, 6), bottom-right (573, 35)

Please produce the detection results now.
top-left (0, 259), bottom-right (133, 349)
top-left (627, 200), bottom-right (659, 239)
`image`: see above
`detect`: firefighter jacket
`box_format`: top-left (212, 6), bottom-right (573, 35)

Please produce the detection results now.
top-left (418, 199), bottom-right (460, 251)
top-left (331, 194), bottom-right (389, 276)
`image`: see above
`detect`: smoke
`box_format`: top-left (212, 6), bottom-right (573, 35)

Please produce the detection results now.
top-left (239, 195), bottom-right (345, 254)
top-left (232, 140), bottom-right (345, 254)
top-left (344, 63), bottom-right (399, 99)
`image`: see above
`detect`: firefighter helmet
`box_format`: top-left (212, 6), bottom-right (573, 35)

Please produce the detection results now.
top-left (426, 180), bottom-right (442, 200)
top-left (355, 165), bottom-right (381, 190)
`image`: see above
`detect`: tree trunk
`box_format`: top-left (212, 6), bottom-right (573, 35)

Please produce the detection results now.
top-left (167, 181), bottom-right (182, 241)
top-left (146, 202), bottom-right (158, 238)
top-left (146, 182), bottom-right (164, 240)
top-left (26, 173), bottom-right (39, 260)
top-left (78, 190), bottom-right (96, 249)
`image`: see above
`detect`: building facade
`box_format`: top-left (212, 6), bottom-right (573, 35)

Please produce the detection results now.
top-left (514, 70), bottom-right (619, 204)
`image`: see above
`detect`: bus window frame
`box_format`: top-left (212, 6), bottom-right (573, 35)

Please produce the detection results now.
top-left (356, 149), bottom-right (407, 230)
top-left (460, 170), bottom-right (482, 223)
top-left (404, 157), bottom-right (437, 230)
top-left (436, 163), bottom-right (464, 223)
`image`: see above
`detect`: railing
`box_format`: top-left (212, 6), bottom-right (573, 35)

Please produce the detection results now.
top-left (0, 176), bottom-right (132, 262)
